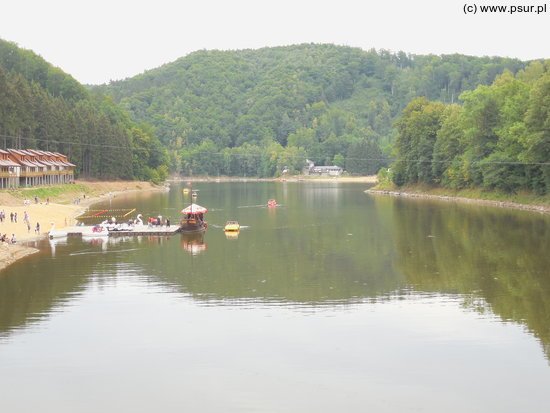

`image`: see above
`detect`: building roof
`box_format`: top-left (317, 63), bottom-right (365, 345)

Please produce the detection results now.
top-left (311, 165), bottom-right (343, 170)
top-left (3, 148), bottom-right (75, 169)
top-left (0, 159), bottom-right (20, 167)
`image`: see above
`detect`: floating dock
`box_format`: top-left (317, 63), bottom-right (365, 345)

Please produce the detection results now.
top-left (62, 225), bottom-right (182, 237)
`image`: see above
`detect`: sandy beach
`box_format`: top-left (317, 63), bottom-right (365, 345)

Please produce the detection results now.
top-left (0, 198), bottom-right (86, 272)
top-left (0, 180), bottom-right (164, 272)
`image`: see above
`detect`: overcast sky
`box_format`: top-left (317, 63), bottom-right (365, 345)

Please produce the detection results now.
top-left (1, 0), bottom-right (548, 85)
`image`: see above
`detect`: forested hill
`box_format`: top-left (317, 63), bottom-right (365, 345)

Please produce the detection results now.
top-left (98, 44), bottom-right (526, 177)
top-left (390, 62), bottom-right (550, 195)
top-left (0, 39), bottom-right (168, 182)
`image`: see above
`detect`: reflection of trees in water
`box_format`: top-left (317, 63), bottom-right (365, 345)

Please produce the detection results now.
top-left (391, 198), bottom-right (550, 360)
top-left (0, 237), bottom-right (146, 339)
top-left (0, 241), bottom-right (90, 338)
top-left (136, 195), bottom-right (404, 305)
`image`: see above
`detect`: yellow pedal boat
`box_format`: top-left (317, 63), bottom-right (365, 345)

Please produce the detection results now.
top-left (224, 221), bottom-right (240, 232)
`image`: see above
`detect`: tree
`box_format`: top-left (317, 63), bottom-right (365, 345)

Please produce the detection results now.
top-left (524, 72), bottom-right (550, 194)
top-left (345, 136), bottom-right (387, 175)
top-left (433, 105), bottom-right (464, 184)
top-left (393, 97), bottom-right (446, 185)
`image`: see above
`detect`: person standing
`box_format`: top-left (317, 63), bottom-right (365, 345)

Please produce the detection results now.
top-left (35, 222), bottom-right (40, 234)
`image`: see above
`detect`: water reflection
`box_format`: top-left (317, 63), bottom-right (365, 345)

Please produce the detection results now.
top-left (224, 231), bottom-right (239, 240)
top-left (387, 196), bottom-right (550, 360)
top-left (180, 233), bottom-right (207, 255)
top-left (1, 182), bottom-right (549, 363)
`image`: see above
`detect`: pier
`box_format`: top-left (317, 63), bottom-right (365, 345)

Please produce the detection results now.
top-left (60, 225), bottom-right (182, 237)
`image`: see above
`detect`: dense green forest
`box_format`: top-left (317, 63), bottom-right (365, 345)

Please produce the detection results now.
top-left (390, 61), bottom-right (550, 195)
top-left (3, 40), bottom-right (546, 191)
top-left (0, 39), bottom-right (168, 182)
top-left (99, 44), bottom-right (526, 177)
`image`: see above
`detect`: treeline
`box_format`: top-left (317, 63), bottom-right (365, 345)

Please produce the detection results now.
top-left (391, 61), bottom-right (550, 195)
top-left (100, 44), bottom-right (525, 176)
top-left (3, 40), bottom-right (542, 184)
top-left (0, 39), bottom-right (168, 182)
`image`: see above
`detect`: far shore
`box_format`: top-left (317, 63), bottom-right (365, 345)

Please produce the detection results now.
top-left (170, 175), bottom-right (379, 184)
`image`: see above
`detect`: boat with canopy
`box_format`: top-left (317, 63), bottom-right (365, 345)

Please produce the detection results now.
top-left (179, 203), bottom-right (208, 233)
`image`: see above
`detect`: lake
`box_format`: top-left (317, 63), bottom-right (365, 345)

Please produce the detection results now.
top-left (1, 181), bottom-right (549, 412)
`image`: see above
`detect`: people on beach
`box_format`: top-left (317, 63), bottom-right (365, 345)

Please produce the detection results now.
top-left (10, 234), bottom-right (16, 244)
top-left (35, 222), bottom-right (40, 234)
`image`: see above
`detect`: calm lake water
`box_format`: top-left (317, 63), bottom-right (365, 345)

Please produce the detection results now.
top-left (1, 181), bottom-right (550, 412)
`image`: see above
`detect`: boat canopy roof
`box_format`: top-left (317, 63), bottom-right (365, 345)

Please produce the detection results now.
top-left (181, 203), bottom-right (208, 214)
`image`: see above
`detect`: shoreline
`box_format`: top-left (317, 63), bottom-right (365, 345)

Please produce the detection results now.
top-left (1, 176), bottom-right (375, 273)
top-left (0, 181), bottom-right (165, 273)
top-left (170, 175), bottom-right (379, 184)
top-left (366, 189), bottom-right (550, 214)
top-left (4, 177), bottom-right (548, 272)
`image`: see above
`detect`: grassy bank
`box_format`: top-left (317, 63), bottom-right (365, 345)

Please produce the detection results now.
top-left (370, 181), bottom-right (550, 214)
top-left (373, 181), bottom-right (550, 206)
top-left (1, 181), bottom-right (162, 206)
top-left (8, 183), bottom-right (89, 202)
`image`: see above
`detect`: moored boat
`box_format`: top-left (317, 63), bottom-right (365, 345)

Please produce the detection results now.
top-left (81, 224), bottom-right (109, 237)
top-left (179, 203), bottom-right (208, 233)
top-left (48, 223), bottom-right (68, 239)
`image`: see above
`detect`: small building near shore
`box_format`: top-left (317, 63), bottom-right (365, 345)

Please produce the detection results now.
top-left (304, 159), bottom-right (344, 176)
top-left (1, 148), bottom-right (75, 188)
top-left (0, 149), bottom-right (20, 189)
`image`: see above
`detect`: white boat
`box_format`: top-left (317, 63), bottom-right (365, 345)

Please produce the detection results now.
top-left (48, 223), bottom-right (68, 239)
top-left (81, 224), bottom-right (109, 237)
